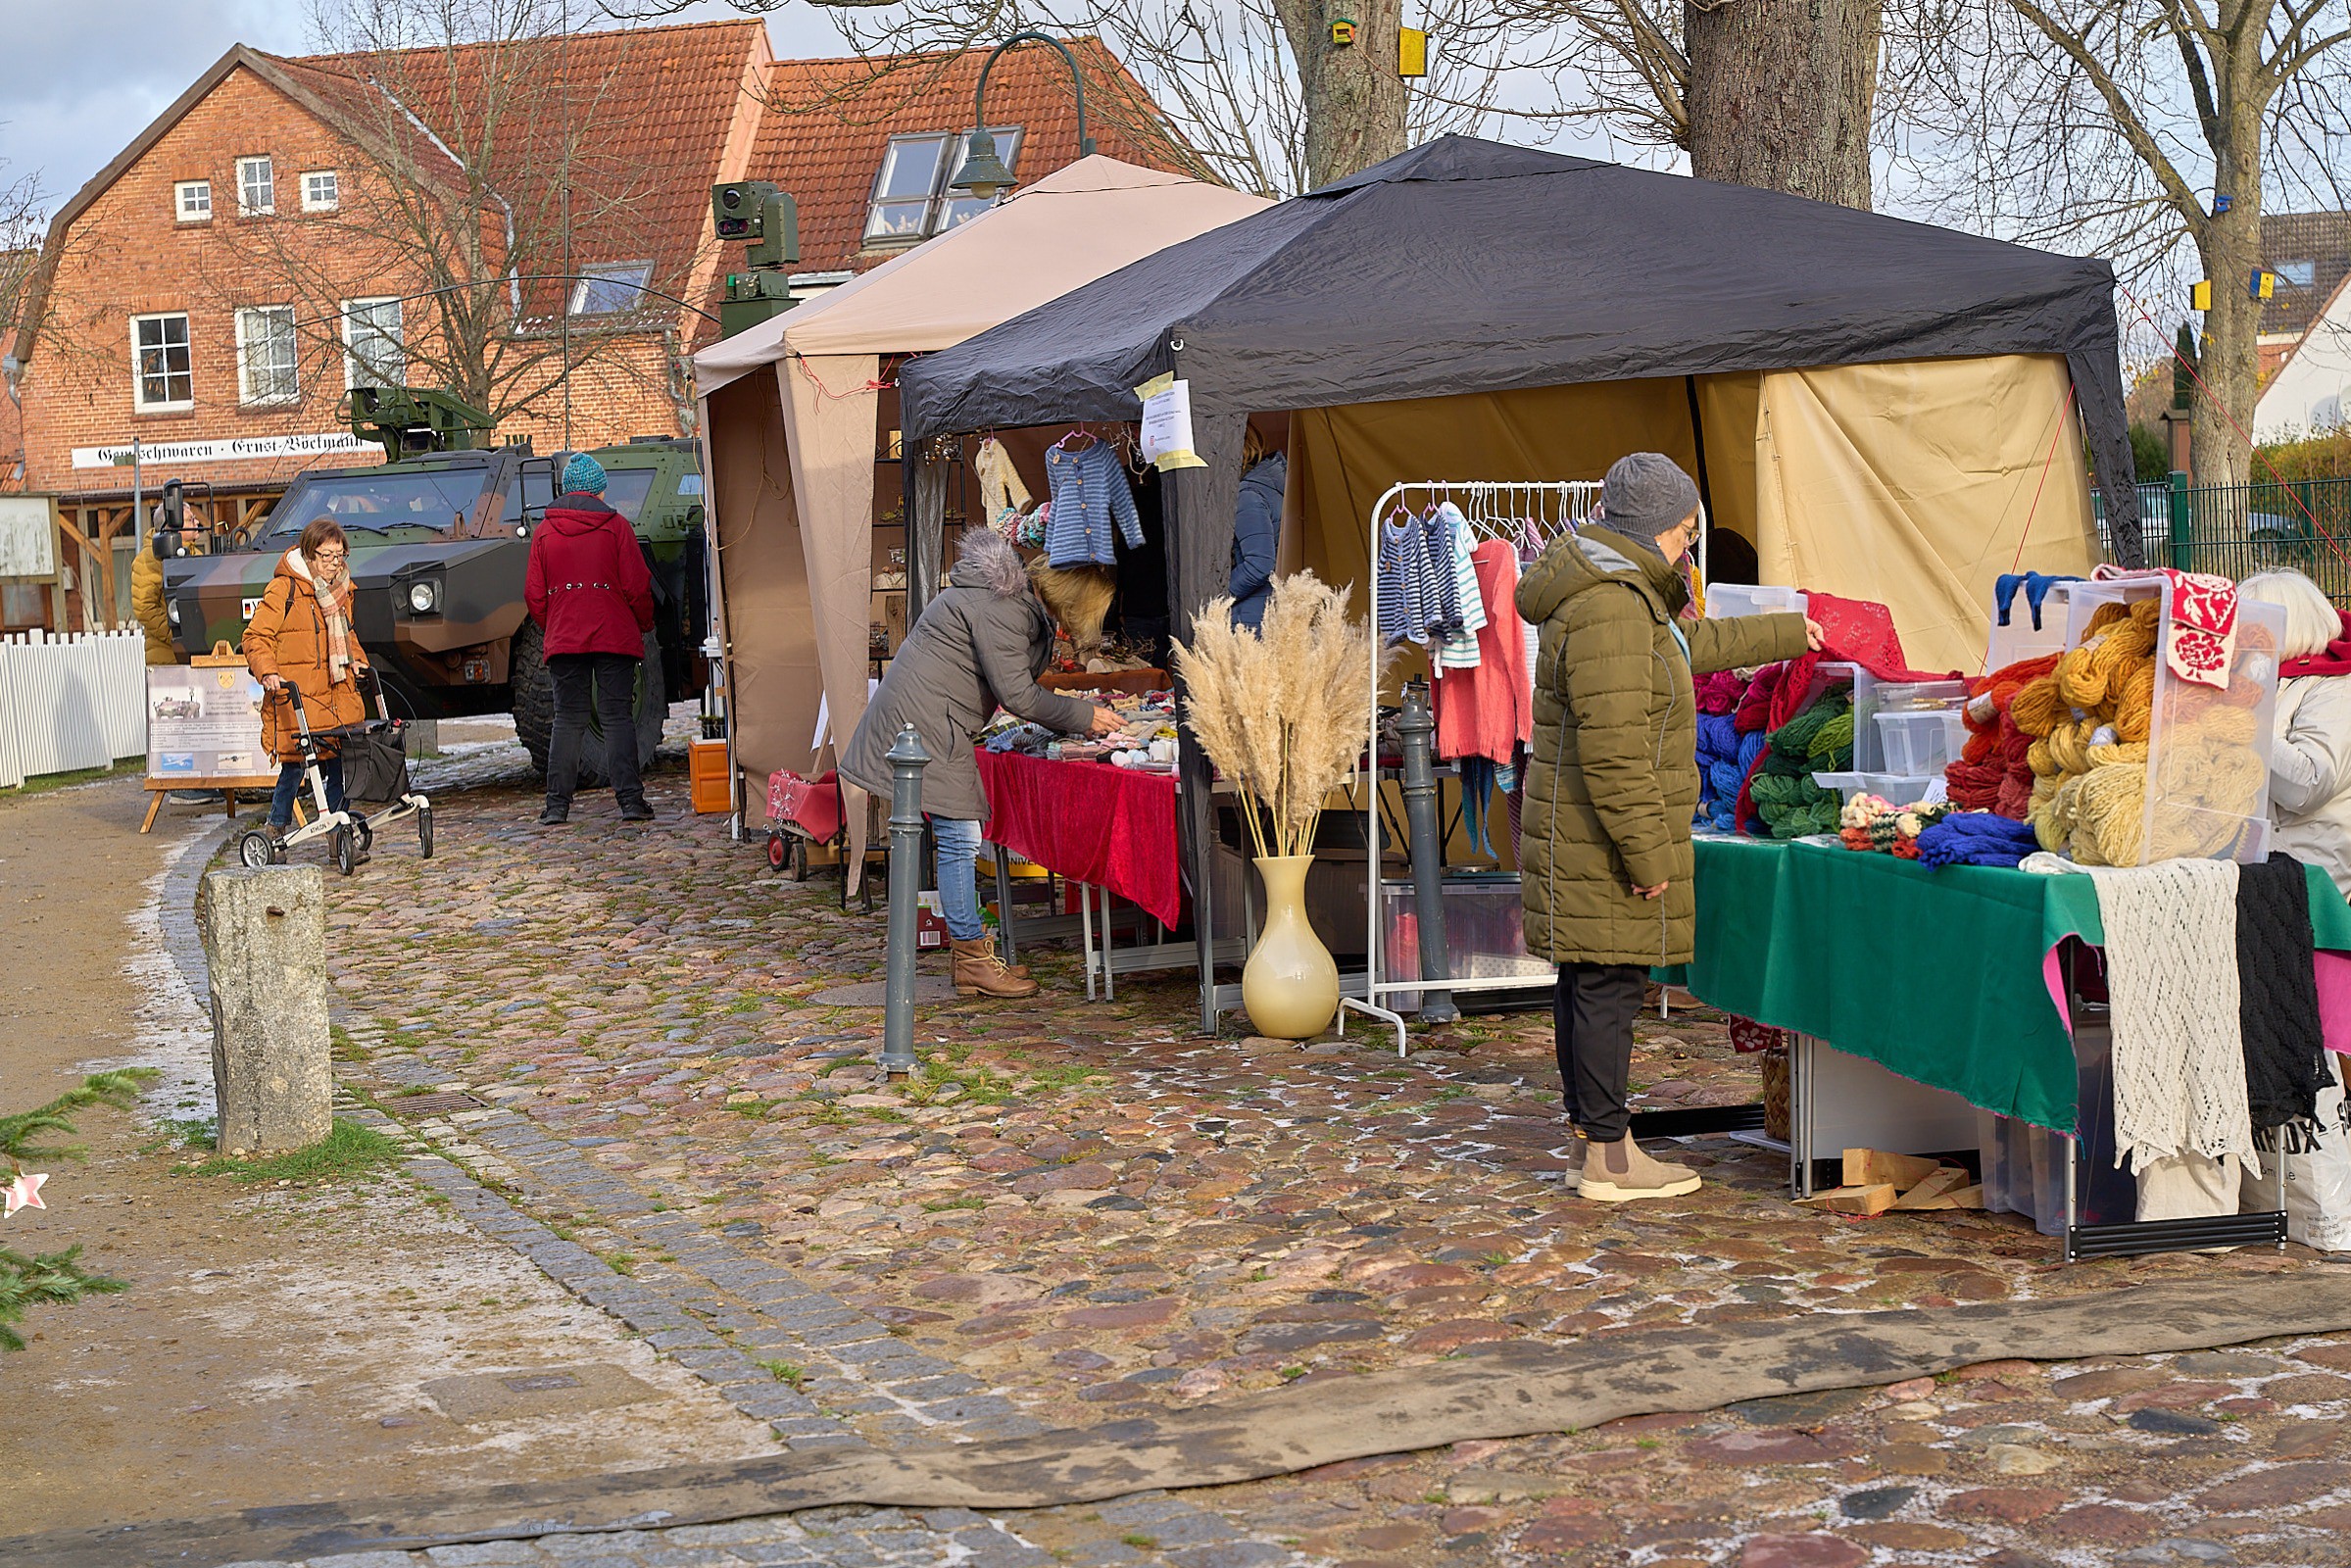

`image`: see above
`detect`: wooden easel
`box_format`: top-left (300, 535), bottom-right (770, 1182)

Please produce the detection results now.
top-left (139, 643), bottom-right (284, 833)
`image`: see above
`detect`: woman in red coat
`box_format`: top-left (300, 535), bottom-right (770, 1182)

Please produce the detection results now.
top-left (524, 452), bottom-right (656, 823)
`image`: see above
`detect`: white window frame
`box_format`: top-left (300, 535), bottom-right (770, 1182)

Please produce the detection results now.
top-left (300, 170), bottom-right (339, 213)
top-left (235, 305), bottom-right (301, 407)
top-left (862, 134), bottom-right (955, 244)
top-left (937, 126), bottom-right (1025, 233)
top-left (341, 296), bottom-right (405, 391)
top-left (236, 155), bottom-right (275, 217)
top-left (2276, 259), bottom-right (2318, 289)
top-left (173, 180), bottom-right (213, 223)
top-left (567, 261), bottom-right (654, 317)
top-left (131, 312), bottom-right (194, 412)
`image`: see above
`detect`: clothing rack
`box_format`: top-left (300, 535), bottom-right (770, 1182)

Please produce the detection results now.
top-left (1340, 480), bottom-right (1606, 1053)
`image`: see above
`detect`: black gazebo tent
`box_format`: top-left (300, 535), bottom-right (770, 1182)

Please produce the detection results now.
top-left (897, 135), bottom-right (2144, 1029)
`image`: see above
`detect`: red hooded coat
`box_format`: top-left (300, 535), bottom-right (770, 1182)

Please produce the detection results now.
top-left (525, 494), bottom-right (655, 658)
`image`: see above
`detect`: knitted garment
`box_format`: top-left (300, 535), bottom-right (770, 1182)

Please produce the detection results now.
top-left (1430, 504), bottom-right (1488, 669)
top-left (1915, 811), bottom-right (2041, 868)
top-left (1434, 541), bottom-right (1532, 764)
top-left (975, 437), bottom-right (1033, 534)
top-left (2237, 853), bottom-right (2332, 1151)
top-left (2080, 858), bottom-right (2259, 1176)
top-left (2092, 564), bottom-right (2238, 690)
top-left (1376, 515), bottom-right (1436, 644)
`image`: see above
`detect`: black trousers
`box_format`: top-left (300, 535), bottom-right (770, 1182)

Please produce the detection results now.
top-left (547, 652), bottom-right (644, 808)
top-left (1554, 961), bottom-right (1645, 1141)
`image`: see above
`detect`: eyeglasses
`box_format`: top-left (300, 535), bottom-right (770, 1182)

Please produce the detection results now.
top-left (313, 549), bottom-right (348, 563)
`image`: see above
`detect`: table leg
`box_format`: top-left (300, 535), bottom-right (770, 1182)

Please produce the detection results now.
top-left (993, 845), bottom-right (1018, 968)
top-left (139, 790), bottom-right (165, 833)
top-left (1792, 1035), bottom-right (1813, 1200)
top-left (1080, 880), bottom-right (1098, 1002)
top-left (1101, 887), bottom-right (1116, 1003)
top-left (2063, 1133), bottom-right (2079, 1263)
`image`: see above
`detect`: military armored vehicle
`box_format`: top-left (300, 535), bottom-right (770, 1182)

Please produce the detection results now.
top-left (163, 388), bottom-right (708, 782)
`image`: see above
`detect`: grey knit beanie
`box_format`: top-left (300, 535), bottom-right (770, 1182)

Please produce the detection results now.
top-left (1599, 453), bottom-right (1700, 543)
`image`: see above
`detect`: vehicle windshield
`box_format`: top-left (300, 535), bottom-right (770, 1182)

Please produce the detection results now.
top-left (263, 467), bottom-right (490, 543)
top-left (600, 468), bottom-right (658, 521)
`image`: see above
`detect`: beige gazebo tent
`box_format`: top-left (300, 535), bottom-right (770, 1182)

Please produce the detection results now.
top-left (693, 156), bottom-right (1271, 835)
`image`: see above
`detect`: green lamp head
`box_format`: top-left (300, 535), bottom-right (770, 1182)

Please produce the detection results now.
top-left (949, 127), bottom-right (1017, 201)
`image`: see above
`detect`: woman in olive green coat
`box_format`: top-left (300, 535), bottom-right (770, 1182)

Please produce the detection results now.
top-left (1518, 453), bottom-right (1816, 1202)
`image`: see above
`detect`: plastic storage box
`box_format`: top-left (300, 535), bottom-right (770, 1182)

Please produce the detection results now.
top-left (1379, 873), bottom-right (1552, 1011)
top-left (1984, 580), bottom-right (2085, 674)
top-left (1706, 583), bottom-right (1807, 620)
top-left (2061, 579), bottom-right (2284, 865)
top-left (1976, 1111), bottom-right (2071, 1237)
top-left (1874, 710), bottom-right (1969, 776)
top-left (1811, 771), bottom-right (1947, 807)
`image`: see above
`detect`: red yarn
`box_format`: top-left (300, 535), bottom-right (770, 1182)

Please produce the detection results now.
top-left (1995, 770), bottom-right (2035, 819)
top-left (1694, 669), bottom-right (1745, 714)
top-left (1734, 663), bottom-right (1785, 732)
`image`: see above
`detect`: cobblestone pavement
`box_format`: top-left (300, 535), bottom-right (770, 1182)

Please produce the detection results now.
top-left (200, 733), bottom-right (2351, 1567)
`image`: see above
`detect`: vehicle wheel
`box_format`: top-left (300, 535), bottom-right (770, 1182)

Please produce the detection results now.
top-left (330, 824), bottom-right (357, 877)
top-left (417, 806), bottom-right (435, 859)
top-left (238, 830), bottom-right (275, 868)
top-left (791, 837), bottom-right (811, 882)
top-left (766, 832), bottom-right (787, 872)
top-left (509, 622), bottom-right (664, 786)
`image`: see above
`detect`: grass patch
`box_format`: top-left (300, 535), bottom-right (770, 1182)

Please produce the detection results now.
top-left (0, 760), bottom-right (142, 799)
top-left (757, 1359), bottom-right (808, 1388)
top-left (606, 1251), bottom-right (638, 1276)
top-left (173, 1118), bottom-right (399, 1183)
top-left (152, 1116), bottom-right (218, 1151)
top-left (921, 1195), bottom-right (985, 1213)
top-left (1120, 1535), bottom-right (1157, 1550)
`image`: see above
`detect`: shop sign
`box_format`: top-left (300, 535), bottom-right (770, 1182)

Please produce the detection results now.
top-left (73, 431), bottom-right (375, 469)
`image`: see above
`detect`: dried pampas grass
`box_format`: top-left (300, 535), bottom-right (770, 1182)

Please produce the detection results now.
top-left (1174, 572), bottom-right (1387, 859)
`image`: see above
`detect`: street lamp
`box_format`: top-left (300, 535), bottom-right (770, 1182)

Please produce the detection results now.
top-left (948, 31), bottom-right (1098, 202)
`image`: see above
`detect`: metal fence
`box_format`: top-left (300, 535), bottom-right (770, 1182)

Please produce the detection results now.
top-left (0, 629), bottom-right (148, 790)
top-left (2097, 475), bottom-right (2351, 602)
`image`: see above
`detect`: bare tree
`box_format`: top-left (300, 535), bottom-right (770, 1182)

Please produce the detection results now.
top-left (607, 0), bottom-right (1560, 195)
top-left (1889, 0), bottom-right (2351, 485)
top-left (200, 1), bottom-right (691, 437)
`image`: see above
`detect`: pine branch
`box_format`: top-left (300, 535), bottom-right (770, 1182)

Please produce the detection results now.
top-left (0, 1245), bottom-right (127, 1353)
top-left (0, 1070), bottom-right (157, 1167)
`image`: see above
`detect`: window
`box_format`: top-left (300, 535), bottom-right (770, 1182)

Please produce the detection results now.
top-left (568, 262), bottom-right (653, 317)
top-left (131, 313), bottom-right (193, 410)
top-left (342, 297), bottom-right (404, 390)
top-left (174, 180), bottom-right (212, 222)
top-left (301, 171), bottom-right (339, 212)
top-left (235, 306), bottom-right (300, 406)
top-left (236, 155), bottom-right (274, 216)
top-left (2277, 259), bottom-right (2319, 289)
top-left (938, 127), bottom-right (1024, 231)
top-left (863, 134), bottom-right (951, 241)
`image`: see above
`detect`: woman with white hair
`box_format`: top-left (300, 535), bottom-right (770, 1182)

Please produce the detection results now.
top-left (840, 530), bottom-right (1122, 998)
top-left (2240, 568), bottom-right (2351, 897)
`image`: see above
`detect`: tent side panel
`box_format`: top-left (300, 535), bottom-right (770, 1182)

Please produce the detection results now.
top-left (780, 355), bottom-right (882, 769)
top-left (708, 369), bottom-right (825, 824)
top-left (1692, 373), bottom-right (1765, 564)
top-left (1752, 354), bottom-right (2100, 676)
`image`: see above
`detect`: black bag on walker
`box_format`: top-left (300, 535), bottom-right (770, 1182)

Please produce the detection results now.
top-left (339, 720), bottom-right (412, 804)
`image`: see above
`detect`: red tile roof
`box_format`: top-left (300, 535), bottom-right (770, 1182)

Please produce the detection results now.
top-left (753, 39), bottom-right (1209, 279)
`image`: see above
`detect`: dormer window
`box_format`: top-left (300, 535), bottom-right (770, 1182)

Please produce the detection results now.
top-left (2277, 259), bottom-right (2318, 289)
top-left (569, 262), bottom-right (653, 316)
top-left (862, 127), bottom-right (1022, 245)
top-left (237, 155), bottom-right (275, 216)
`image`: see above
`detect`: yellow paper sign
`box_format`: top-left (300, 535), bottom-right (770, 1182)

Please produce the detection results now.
top-left (1134, 373), bottom-right (1205, 471)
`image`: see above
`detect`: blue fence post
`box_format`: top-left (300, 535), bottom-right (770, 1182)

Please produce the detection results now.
top-left (2168, 470), bottom-right (2191, 570)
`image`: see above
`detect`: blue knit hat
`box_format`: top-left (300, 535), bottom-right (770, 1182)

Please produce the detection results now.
top-left (562, 452), bottom-right (608, 495)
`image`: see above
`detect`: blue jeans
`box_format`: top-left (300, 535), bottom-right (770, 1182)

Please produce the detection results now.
top-left (270, 757), bottom-right (344, 827)
top-left (930, 816), bottom-right (987, 941)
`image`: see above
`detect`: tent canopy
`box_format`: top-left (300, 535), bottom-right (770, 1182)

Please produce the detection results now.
top-left (694, 156), bottom-right (1272, 395)
top-left (897, 136), bottom-right (2139, 557)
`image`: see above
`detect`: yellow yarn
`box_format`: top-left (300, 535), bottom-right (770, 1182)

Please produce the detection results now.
top-left (2063, 763), bottom-right (2149, 867)
top-left (2012, 676), bottom-right (2067, 738)
top-left (2113, 665), bottom-right (2155, 742)
top-left (2085, 740), bottom-right (2149, 768)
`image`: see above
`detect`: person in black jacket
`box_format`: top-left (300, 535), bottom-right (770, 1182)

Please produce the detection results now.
top-left (1226, 425), bottom-right (1286, 631)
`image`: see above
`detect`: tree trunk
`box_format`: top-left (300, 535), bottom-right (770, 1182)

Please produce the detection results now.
top-left (1684, 0), bottom-right (1882, 210)
top-left (1272, 0), bottom-right (1411, 189)
top-left (2188, 125), bottom-right (2264, 489)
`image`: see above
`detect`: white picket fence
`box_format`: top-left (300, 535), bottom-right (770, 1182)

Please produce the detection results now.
top-left (0, 629), bottom-right (149, 789)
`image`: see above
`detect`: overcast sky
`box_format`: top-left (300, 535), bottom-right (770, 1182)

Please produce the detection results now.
top-left (0, 1), bottom-right (855, 220)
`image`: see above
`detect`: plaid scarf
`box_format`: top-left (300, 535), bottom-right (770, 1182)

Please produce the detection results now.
top-left (290, 549), bottom-right (357, 682)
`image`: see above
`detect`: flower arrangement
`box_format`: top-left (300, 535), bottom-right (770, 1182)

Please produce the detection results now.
top-left (1174, 572), bottom-right (1388, 860)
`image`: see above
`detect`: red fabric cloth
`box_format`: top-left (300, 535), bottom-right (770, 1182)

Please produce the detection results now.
top-left (1434, 541), bottom-right (1534, 763)
top-left (766, 769), bottom-right (844, 842)
top-left (975, 749), bottom-right (1180, 928)
top-left (525, 496), bottom-right (656, 657)
top-left (2095, 564), bottom-right (2238, 687)
top-left (2283, 610), bottom-right (2351, 678)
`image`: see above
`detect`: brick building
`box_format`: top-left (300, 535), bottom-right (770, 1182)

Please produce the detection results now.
top-left (2, 24), bottom-right (1193, 627)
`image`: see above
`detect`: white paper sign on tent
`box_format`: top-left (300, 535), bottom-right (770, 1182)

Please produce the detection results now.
top-left (1135, 374), bottom-right (1204, 470)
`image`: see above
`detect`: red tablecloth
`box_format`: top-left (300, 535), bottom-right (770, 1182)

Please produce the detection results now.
top-left (975, 749), bottom-right (1181, 928)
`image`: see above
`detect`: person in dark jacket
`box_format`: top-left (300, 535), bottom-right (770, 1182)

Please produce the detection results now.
top-left (1519, 453), bottom-right (1819, 1203)
top-left (1226, 426), bottom-right (1286, 632)
top-left (841, 530), bottom-right (1121, 999)
top-left (525, 452), bottom-right (657, 824)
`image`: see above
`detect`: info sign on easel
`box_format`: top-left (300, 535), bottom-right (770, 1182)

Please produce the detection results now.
top-left (140, 644), bottom-right (279, 831)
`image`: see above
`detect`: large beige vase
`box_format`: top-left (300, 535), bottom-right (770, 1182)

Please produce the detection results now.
top-left (1241, 854), bottom-right (1340, 1039)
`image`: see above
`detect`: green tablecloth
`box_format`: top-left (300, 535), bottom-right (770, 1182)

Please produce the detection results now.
top-left (1663, 838), bottom-right (2351, 1134)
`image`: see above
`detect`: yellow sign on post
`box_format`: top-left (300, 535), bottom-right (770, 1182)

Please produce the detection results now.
top-left (1399, 27), bottom-right (1428, 76)
top-left (2191, 279), bottom-right (2213, 311)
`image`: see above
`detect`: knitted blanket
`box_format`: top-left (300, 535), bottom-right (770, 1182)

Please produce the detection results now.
top-left (2237, 854), bottom-right (2332, 1151)
top-left (2082, 858), bottom-right (2258, 1176)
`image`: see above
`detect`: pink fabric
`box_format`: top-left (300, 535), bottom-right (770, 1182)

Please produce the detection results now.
top-left (1434, 541), bottom-right (1534, 764)
top-left (976, 749), bottom-right (1180, 928)
top-left (2042, 944), bottom-right (2351, 1056)
top-left (2092, 564), bottom-right (2238, 689)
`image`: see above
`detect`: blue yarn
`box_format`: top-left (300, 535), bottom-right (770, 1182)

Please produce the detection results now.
top-left (1696, 714), bottom-right (1740, 758)
top-left (1916, 812), bottom-right (2040, 868)
top-left (1738, 730), bottom-right (1767, 769)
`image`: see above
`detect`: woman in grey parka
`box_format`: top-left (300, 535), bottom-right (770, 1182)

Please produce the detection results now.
top-left (841, 530), bottom-right (1120, 998)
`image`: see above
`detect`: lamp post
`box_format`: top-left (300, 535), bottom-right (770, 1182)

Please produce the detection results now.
top-left (947, 31), bottom-right (1098, 203)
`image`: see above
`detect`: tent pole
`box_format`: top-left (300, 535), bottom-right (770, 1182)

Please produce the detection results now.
top-left (1171, 409), bottom-right (1249, 1036)
top-left (1683, 376), bottom-right (1716, 530)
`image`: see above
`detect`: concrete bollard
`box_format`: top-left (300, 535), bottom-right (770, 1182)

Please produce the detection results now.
top-left (200, 865), bottom-right (333, 1153)
top-left (880, 723), bottom-right (929, 1079)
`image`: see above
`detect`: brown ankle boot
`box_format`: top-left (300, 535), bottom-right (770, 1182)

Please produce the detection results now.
top-left (1576, 1135), bottom-right (1700, 1202)
top-left (950, 937), bottom-right (1038, 999)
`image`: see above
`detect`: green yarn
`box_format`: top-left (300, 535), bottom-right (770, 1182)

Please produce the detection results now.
top-left (1753, 690), bottom-right (1854, 838)
top-left (1806, 710), bottom-right (1855, 761)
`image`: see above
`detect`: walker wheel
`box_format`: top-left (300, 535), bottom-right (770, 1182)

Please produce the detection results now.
top-left (237, 830), bottom-right (275, 869)
top-left (791, 837), bottom-right (811, 882)
top-left (766, 832), bottom-right (787, 872)
top-left (417, 805), bottom-right (435, 859)
top-left (330, 824), bottom-right (357, 877)
top-left (355, 818), bottom-right (375, 857)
